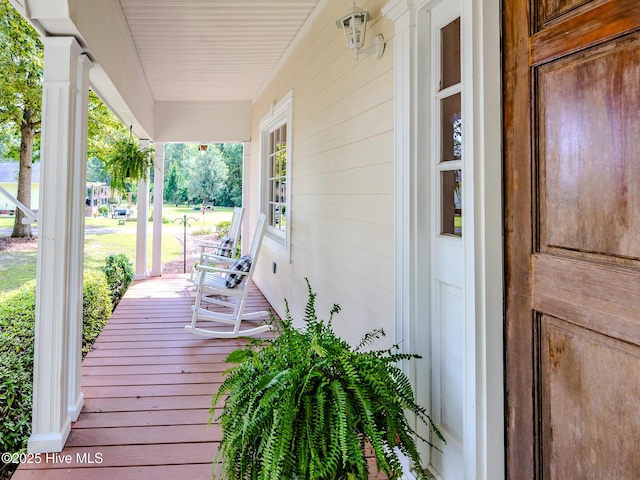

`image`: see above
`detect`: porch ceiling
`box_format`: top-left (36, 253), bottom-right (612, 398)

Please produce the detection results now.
top-left (119, 0), bottom-right (320, 102)
top-left (12, 0), bottom-right (323, 140)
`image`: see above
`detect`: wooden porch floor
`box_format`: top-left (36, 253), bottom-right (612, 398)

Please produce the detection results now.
top-left (13, 274), bottom-right (389, 480)
top-left (13, 274), bottom-right (274, 480)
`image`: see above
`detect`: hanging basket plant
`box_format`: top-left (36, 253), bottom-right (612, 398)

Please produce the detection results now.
top-left (104, 128), bottom-right (153, 193)
top-left (211, 279), bottom-right (445, 480)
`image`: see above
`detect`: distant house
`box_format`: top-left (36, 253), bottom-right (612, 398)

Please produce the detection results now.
top-left (85, 182), bottom-right (112, 216)
top-left (0, 162), bottom-right (110, 216)
top-left (0, 161), bottom-right (41, 212)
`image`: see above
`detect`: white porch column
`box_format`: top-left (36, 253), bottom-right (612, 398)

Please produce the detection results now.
top-left (134, 140), bottom-right (151, 280)
top-left (68, 54), bottom-right (93, 422)
top-left (150, 142), bottom-right (164, 276)
top-left (241, 142), bottom-right (250, 256)
top-left (29, 37), bottom-right (82, 453)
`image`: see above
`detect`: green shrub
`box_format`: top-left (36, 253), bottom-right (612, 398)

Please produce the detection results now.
top-left (97, 205), bottom-right (110, 215)
top-left (0, 272), bottom-right (112, 458)
top-left (101, 253), bottom-right (134, 307)
top-left (0, 281), bottom-right (36, 457)
top-left (82, 270), bottom-right (112, 356)
top-left (216, 220), bottom-right (231, 236)
top-left (192, 228), bottom-right (213, 236)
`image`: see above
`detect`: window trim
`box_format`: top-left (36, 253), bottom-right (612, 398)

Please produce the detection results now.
top-left (258, 91), bottom-right (293, 261)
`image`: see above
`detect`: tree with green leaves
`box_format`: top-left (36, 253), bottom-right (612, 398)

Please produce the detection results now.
top-left (0, 123), bottom-right (21, 160)
top-left (164, 161), bottom-right (188, 206)
top-left (86, 92), bottom-right (128, 188)
top-left (87, 90), bottom-right (128, 168)
top-left (162, 143), bottom-right (193, 205)
top-left (186, 147), bottom-right (229, 205)
top-left (0, 0), bottom-right (43, 237)
top-left (216, 143), bottom-right (243, 207)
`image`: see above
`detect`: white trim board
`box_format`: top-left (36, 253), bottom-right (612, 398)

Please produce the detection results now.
top-left (383, 0), bottom-right (504, 478)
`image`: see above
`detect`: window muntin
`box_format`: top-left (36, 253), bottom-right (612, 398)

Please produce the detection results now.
top-left (267, 124), bottom-right (287, 232)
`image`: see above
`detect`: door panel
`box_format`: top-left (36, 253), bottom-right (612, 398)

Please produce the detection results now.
top-left (437, 281), bottom-right (464, 444)
top-left (537, 0), bottom-right (610, 29)
top-left (504, 0), bottom-right (640, 478)
top-left (540, 315), bottom-right (640, 479)
top-left (538, 33), bottom-right (640, 261)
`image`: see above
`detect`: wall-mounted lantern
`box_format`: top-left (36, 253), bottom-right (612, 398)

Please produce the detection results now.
top-left (336, 2), bottom-right (384, 60)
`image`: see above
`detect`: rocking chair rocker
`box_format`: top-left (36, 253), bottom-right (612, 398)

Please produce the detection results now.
top-left (186, 213), bottom-right (272, 338)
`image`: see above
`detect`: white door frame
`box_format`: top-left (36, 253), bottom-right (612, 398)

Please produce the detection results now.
top-left (382, 0), bottom-right (503, 478)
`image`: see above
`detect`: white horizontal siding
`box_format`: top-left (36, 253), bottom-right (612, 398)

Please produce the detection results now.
top-left (249, 0), bottom-right (395, 347)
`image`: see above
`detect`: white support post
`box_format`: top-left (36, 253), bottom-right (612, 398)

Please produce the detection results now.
top-left (67, 54), bottom-right (93, 422)
top-left (134, 140), bottom-right (151, 280)
top-left (242, 142), bottom-right (250, 256)
top-left (29, 37), bottom-right (82, 453)
top-left (150, 142), bottom-right (164, 276)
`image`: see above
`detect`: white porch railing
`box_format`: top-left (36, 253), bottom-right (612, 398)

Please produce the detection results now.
top-left (0, 184), bottom-right (37, 224)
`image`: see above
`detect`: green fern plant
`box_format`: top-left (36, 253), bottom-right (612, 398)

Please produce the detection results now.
top-left (211, 279), bottom-right (445, 480)
top-left (103, 133), bottom-right (153, 193)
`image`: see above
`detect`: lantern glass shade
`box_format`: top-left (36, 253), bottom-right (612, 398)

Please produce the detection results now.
top-left (336, 7), bottom-right (369, 51)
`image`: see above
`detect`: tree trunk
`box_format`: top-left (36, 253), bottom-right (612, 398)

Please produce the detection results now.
top-left (11, 110), bottom-right (36, 238)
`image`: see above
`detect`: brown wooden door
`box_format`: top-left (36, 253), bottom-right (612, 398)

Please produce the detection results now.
top-left (504, 1), bottom-right (640, 478)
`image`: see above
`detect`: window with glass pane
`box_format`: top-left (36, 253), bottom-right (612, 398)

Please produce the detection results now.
top-left (439, 16), bottom-right (462, 237)
top-left (441, 169), bottom-right (462, 236)
top-left (441, 93), bottom-right (462, 162)
top-left (268, 124), bottom-right (287, 231)
top-left (441, 17), bottom-right (460, 90)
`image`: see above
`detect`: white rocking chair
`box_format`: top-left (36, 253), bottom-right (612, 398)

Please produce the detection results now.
top-left (190, 206), bottom-right (244, 281)
top-left (186, 213), bottom-right (272, 338)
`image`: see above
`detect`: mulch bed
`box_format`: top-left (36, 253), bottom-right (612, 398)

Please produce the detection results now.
top-left (0, 236), bottom-right (37, 252)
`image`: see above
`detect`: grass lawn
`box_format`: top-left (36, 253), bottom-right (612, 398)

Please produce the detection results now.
top-left (0, 249), bottom-right (37, 291)
top-left (0, 217), bottom-right (15, 229)
top-left (0, 204), bottom-right (233, 294)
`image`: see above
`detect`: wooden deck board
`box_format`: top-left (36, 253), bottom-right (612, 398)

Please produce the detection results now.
top-left (65, 424), bottom-right (221, 447)
top-left (12, 464), bottom-right (214, 480)
top-left (82, 362), bottom-right (226, 376)
top-left (80, 354), bottom-right (229, 367)
top-left (81, 395), bottom-right (213, 413)
top-left (14, 274), bottom-right (388, 479)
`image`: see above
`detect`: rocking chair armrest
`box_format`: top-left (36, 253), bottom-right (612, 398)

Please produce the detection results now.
top-left (196, 264), bottom-right (249, 276)
top-left (201, 252), bottom-right (234, 263)
top-left (194, 241), bottom-right (218, 252)
top-left (195, 264), bottom-right (230, 274)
